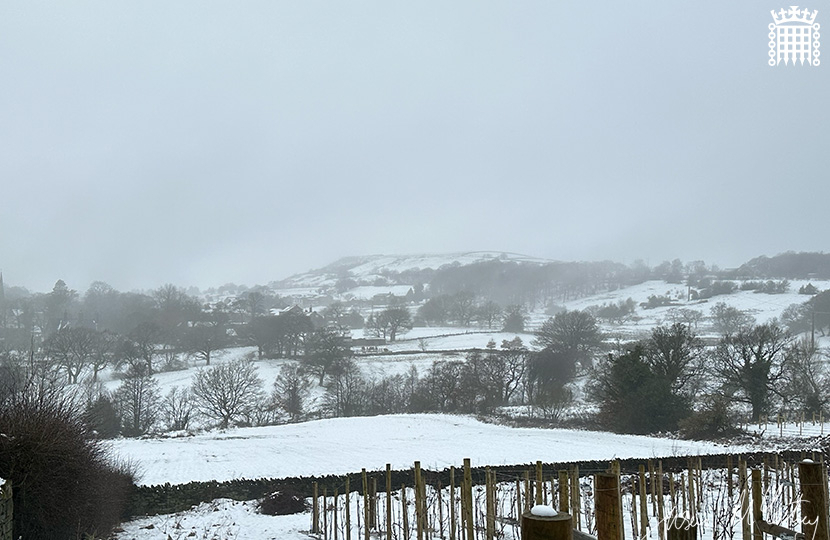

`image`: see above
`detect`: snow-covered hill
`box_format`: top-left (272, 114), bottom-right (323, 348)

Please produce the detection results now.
top-left (271, 251), bottom-right (551, 293)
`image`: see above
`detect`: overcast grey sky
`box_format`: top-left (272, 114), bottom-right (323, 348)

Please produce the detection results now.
top-left (1, 1), bottom-right (828, 292)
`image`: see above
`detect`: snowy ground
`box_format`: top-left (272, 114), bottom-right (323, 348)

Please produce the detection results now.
top-left (111, 414), bottom-right (747, 486)
top-left (112, 414), bottom-right (805, 540)
top-left (107, 279), bottom-right (829, 539)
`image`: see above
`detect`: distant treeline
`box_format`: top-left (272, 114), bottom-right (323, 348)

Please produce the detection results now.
top-left (733, 252), bottom-right (830, 279)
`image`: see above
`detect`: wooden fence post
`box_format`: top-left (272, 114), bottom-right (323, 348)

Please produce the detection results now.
top-left (324, 486), bottom-right (329, 540)
top-left (313, 481), bottom-right (320, 535)
top-left (362, 469), bottom-right (370, 540)
top-left (639, 464), bottom-right (648, 540)
top-left (414, 462), bottom-right (424, 540)
top-left (402, 484), bottom-right (410, 540)
top-left (740, 460), bottom-right (750, 540)
top-left (596, 473), bottom-right (623, 540)
top-left (371, 476), bottom-right (378, 532)
top-left (334, 488), bottom-right (339, 540)
top-left (521, 510), bottom-right (572, 540)
top-left (536, 461), bottom-right (544, 506)
top-left (559, 470), bottom-right (570, 514)
top-left (573, 465), bottom-right (581, 531)
top-left (667, 517), bottom-right (697, 540)
top-left (668, 472), bottom-right (676, 516)
top-left (657, 462), bottom-right (665, 540)
top-left (486, 467), bottom-right (495, 540)
top-left (752, 469), bottom-right (763, 540)
top-left (799, 460), bottom-right (829, 540)
top-left (386, 464), bottom-right (392, 540)
top-left (464, 458), bottom-right (474, 540)
top-left (450, 467), bottom-right (457, 540)
top-left (727, 455), bottom-right (733, 502)
top-left (346, 477), bottom-right (351, 540)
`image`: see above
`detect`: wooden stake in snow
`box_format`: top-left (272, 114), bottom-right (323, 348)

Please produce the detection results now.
top-left (521, 508), bottom-right (572, 540)
top-left (752, 469), bottom-right (763, 540)
top-left (657, 461), bottom-right (665, 540)
top-left (334, 488), bottom-right (339, 540)
top-left (726, 455), bottom-right (733, 502)
top-left (559, 470), bottom-right (570, 514)
top-left (313, 481), bottom-right (320, 535)
top-left (739, 460), bottom-right (750, 540)
top-left (486, 466), bottom-right (495, 540)
top-left (414, 461), bottom-right (424, 540)
top-left (596, 473), bottom-right (623, 540)
top-left (450, 467), bottom-right (457, 540)
top-left (799, 459), bottom-right (829, 540)
top-left (346, 476), bottom-right (351, 540)
top-left (573, 465), bottom-right (581, 531)
top-left (667, 517), bottom-right (696, 540)
top-left (639, 465), bottom-right (648, 540)
top-left (386, 464), bottom-right (392, 540)
top-left (402, 484), bottom-right (410, 540)
top-left (323, 486), bottom-right (328, 540)
top-left (362, 469), bottom-right (370, 540)
top-left (464, 458), bottom-right (474, 540)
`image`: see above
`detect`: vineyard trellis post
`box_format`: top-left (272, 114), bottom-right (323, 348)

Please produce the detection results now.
top-left (752, 469), bottom-right (763, 540)
top-left (313, 481), bottom-right (320, 535)
top-left (346, 476), bottom-right (351, 540)
top-left (560, 470), bottom-right (570, 514)
top-left (596, 472), bottom-right (622, 540)
top-left (451, 467), bottom-right (457, 540)
top-left (639, 464), bottom-right (648, 540)
top-left (799, 459), bottom-right (829, 540)
top-left (362, 468), bottom-right (369, 540)
top-left (386, 464), bottom-right (392, 540)
top-left (463, 458), bottom-right (473, 540)
top-left (521, 509), bottom-right (572, 540)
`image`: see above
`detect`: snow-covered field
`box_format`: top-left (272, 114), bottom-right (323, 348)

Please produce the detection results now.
top-left (560, 280), bottom-right (830, 341)
top-left (113, 414), bottom-right (764, 540)
top-left (112, 414), bottom-right (746, 486)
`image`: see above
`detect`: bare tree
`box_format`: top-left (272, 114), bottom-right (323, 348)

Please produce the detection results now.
top-left (366, 306), bottom-right (412, 342)
top-left (43, 326), bottom-right (98, 384)
top-left (323, 367), bottom-right (367, 417)
top-left (709, 302), bottom-right (756, 337)
top-left (191, 359), bottom-right (264, 427)
top-left (449, 291), bottom-right (478, 326)
top-left (129, 321), bottom-right (163, 375)
top-left (89, 330), bottom-right (118, 382)
top-left (782, 338), bottom-right (830, 415)
top-left (181, 309), bottom-right (230, 366)
top-left (711, 322), bottom-right (794, 420)
top-left (161, 385), bottom-right (196, 431)
top-left (271, 363), bottom-right (312, 422)
top-left (303, 326), bottom-right (352, 385)
top-left (114, 366), bottom-right (160, 436)
top-left (477, 301), bottom-right (503, 329)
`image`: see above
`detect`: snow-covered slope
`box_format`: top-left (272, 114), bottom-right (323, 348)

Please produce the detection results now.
top-left (272, 251), bottom-right (551, 291)
top-left (112, 414), bottom-right (743, 486)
